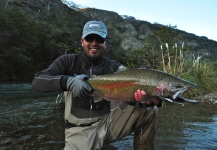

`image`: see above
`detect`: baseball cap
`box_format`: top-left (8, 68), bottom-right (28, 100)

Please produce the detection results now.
top-left (82, 21), bottom-right (107, 39)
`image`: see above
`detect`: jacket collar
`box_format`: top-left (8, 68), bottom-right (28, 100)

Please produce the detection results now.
top-left (81, 52), bottom-right (104, 66)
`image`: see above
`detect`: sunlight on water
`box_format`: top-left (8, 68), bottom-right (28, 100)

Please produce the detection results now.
top-left (183, 115), bottom-right (217, 149)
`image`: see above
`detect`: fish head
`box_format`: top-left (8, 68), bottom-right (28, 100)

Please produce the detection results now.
top-left (155, 78), bottom-right (197, 100)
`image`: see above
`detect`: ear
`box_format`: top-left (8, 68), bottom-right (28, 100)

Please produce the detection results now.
top-left (80, 38), bottom-right (84, 46)
top-left (104, 41), bottom-right (107, 48)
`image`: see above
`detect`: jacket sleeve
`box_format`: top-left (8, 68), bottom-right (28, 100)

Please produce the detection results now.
top-left (108, 58), bottom-right (127, 73)
top-left (115, 65), bottom-right (127, 72)
top-left (32, 54), bottom-right (75, 92)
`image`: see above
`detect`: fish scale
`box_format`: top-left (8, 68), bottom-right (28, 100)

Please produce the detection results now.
top-left (88, 68), bottom-right (197, 104)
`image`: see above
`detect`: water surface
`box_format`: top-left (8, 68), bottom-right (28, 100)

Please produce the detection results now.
top-left (0, 84), bottom-right (216, 149)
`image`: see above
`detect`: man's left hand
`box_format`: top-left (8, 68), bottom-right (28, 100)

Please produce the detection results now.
top-left (134, 89), bottom-right (161, 107)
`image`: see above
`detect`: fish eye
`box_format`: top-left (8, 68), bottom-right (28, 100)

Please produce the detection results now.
top-left (175, 84), bottom-right (182, 88)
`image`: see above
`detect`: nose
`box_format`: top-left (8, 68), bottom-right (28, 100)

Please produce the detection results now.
top-left (90, 38), bottom-right (99, 44)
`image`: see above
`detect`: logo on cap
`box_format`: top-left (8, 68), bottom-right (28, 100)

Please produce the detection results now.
top-left (89, 24), bottom-right (100, 28)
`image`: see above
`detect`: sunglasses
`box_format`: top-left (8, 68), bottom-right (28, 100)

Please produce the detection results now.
top-left (84, 34), bottom-right (105, 44)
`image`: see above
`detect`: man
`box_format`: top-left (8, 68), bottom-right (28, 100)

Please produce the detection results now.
top-left (32, 21), bottom-right (159, 150)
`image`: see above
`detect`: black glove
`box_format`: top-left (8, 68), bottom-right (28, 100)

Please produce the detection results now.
top-left (66, 74), bottom-right (93, 97)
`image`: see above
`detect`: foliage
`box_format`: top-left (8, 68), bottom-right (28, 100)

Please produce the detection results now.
top-left (183, 60), bottom-right (217, 95)
top-left (0, 8), bottom-right (83, 81)
top-left (120, 22), bottom-right (217, 95)
top-left (159, 42), bottom-right (217, 96)
top-left (0, 8), bottom-right (38, 80)
top-left (123, 24), bottom-right (179, 68)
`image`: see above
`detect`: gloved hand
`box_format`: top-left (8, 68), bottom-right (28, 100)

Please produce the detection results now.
top-left (134, 89), bottom-right (161, 107)
top-left (66, 74), bottom-right (93, 97)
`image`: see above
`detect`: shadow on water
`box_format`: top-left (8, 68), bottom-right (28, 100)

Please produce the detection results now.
top-left (0, 84), bottom-right (217, 150)
top-left (0, 84), bottom-right (65, 149)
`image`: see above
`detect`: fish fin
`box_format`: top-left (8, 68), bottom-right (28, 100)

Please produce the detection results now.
top-left (110, 101), bottom-right (123, 111)
top-left (92, 91), bottom-right (104, 102)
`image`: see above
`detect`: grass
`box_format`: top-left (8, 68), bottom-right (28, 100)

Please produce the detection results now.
top-left (160, 42), bottom-right (217, 96)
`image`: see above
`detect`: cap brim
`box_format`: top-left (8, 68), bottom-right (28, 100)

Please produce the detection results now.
top-left (82, 31), bottom-right (106, 39)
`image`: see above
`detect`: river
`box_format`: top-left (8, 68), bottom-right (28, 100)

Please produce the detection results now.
top-left (0, 83), bottom-right (216, 150)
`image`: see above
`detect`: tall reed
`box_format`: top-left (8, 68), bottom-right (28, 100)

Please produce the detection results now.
top-left (160, 42), bottom-right (186, 76)
top-left (160, 42), bottom-right (217, 94)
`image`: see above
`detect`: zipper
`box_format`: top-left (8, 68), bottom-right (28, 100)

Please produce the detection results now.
top-left (90, 59), bottom-right (93, 77)
top-left (90, 59), bottom-right (93, 110)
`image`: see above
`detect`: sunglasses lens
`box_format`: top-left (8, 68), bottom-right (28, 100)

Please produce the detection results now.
top-left (84, 35), bottom-right (105, 44)
top-left (96, 37), bottom-right (105, 44)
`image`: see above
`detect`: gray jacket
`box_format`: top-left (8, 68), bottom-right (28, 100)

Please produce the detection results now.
top-left (32, 52), bottom-right (125, 125)
top-left (32, 52), bottom-right (122, 92)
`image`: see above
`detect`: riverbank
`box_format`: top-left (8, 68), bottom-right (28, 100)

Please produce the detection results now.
top-left (194, 92), bottom-right (217, 104)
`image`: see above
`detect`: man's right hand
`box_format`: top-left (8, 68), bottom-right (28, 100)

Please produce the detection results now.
top-left (66, 74), bottom-right (93, 97)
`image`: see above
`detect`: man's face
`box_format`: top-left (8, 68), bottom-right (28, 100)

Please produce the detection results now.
top-left (81, 34), bottom-right (106, 58)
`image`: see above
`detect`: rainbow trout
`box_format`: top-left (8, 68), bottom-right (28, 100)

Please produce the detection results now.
top-left (88, 68), bottom-right (197, 105)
